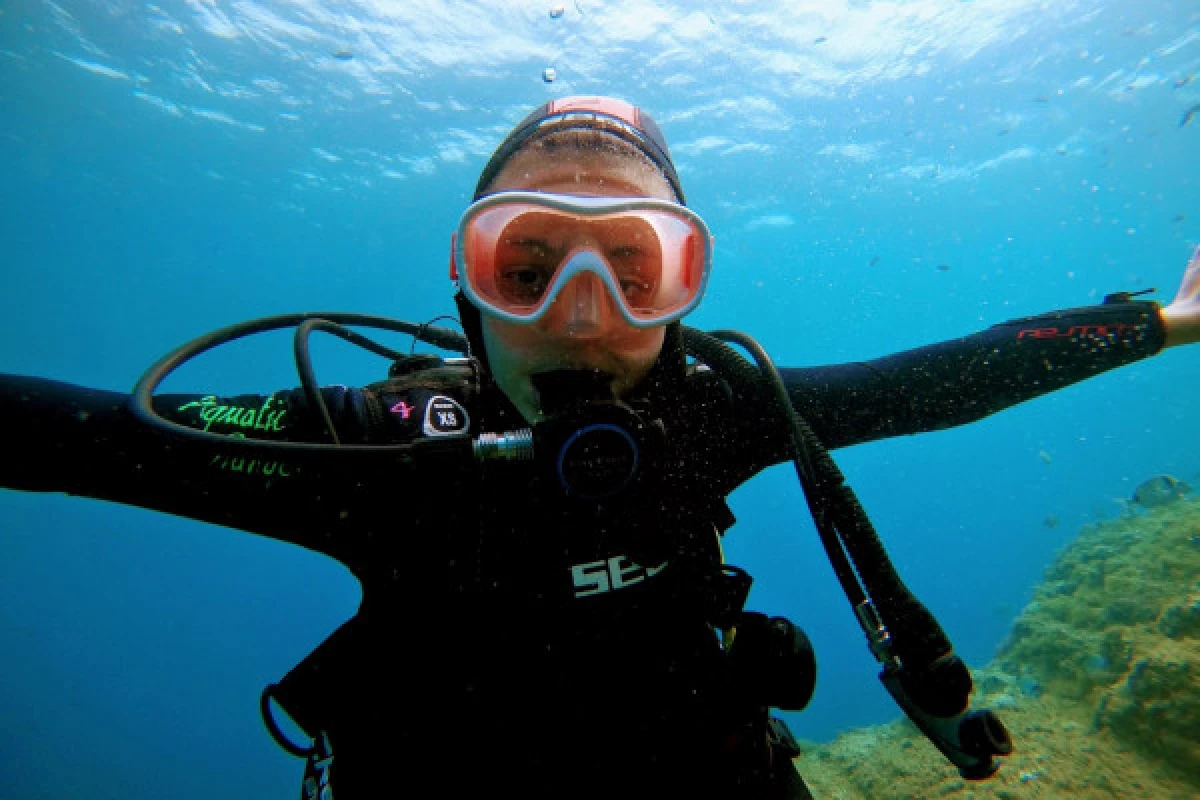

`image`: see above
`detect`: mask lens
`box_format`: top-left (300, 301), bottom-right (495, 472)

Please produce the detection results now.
top-left (626, 212), bottom-right (704, 321)
top-left (460, 195), bottom-right (710, 326)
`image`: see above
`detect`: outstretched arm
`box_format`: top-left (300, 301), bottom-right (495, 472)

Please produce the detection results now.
top-left (778, 297), bottom-right (1166, 451)
top-left (0, 375), bottom-right (432, 568)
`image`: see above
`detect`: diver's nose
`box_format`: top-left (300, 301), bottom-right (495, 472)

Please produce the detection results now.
top-left (553, 271), bottom-right (613, 338)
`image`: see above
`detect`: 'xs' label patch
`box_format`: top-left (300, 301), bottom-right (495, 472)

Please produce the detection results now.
top-left (571, 555), bottom-right (667, 598)
top-left (423, 395), bottom-right (469, 436)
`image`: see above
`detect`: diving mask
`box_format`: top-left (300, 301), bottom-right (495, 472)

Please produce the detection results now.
top-left (452, 191), bottom-right (713, 329)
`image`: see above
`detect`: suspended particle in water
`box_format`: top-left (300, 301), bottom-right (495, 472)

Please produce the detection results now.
top-left (542, 67), bottom-right (558, 83)
top-left (549, 4), bottom-right (565, 18)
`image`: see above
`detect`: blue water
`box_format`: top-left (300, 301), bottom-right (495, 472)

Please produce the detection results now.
top-left (2, 1), bottom-right (1198, 797)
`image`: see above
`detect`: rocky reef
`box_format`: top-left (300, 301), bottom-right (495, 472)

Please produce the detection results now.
top-left (793, 496), bottom-right (1199, 799)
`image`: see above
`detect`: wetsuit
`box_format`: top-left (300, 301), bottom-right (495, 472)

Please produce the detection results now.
top-left (0, 300), bottom-right (1164, 799)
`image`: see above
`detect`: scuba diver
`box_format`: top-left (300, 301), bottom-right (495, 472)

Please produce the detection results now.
top-left (2, 96), bottom-right (1199, 800)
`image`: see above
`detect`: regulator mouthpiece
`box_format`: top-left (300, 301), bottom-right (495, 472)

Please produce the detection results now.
top-left (532, 368), bottom-right (618, 415)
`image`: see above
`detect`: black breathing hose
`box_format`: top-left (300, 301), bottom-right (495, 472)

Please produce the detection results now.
top-left (682, 327), bottom-right (955, 668)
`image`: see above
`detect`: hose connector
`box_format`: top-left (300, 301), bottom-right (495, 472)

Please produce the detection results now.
top-left (473, 429), bottom-right (535, 462)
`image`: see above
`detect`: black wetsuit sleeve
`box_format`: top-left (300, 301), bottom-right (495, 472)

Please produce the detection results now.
top-left (778, 300), bottom-right (1166, 451)
top-left (0, 375), bottom-right (408, 567)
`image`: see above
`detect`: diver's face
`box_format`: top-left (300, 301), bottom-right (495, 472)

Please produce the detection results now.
top-left (479, 142), bottom-right (676, 422)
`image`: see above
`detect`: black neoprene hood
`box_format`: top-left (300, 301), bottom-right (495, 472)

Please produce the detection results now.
top-left (472, 96), bottom-right (686, 203)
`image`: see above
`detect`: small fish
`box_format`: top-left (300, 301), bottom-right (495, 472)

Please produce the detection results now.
top-left (331, 48), bottom-right (354, 61)
top-left (1131, 475), bottom-right (1192, 509)
top-left (869, 256), bottom-right (880, 267)
top-left (1043, 513), bottom-right (1060, 529)
top-left (1038, 449), bottom-right (1053, 465)
top-left (1173, 214), bottom-right (1186, 223)
top-left (549, 4), bottom-right (565, 19)
top-left (1181, 103), bottom-right (1200, 128)
top-left (542, 66), bottom-right (558, 83)
top-left (1173, 75), bottom-right (1194, 89)
top-left (936, 263), bottom-right (952, 272)
top-left (813, 36), bottom-right (828, 45)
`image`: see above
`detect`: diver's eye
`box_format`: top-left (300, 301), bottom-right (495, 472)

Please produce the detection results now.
top-left (493, 235), bottom-right (561, 305)
top-left (498, 266), bottom-right (551, 304)
top-left (620, 278), bottom-right (653, 305)
top-left (609, 244), bottom-right (654, 306)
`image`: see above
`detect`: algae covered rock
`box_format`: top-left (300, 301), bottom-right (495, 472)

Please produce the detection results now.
top-left (995, 499), bottom-right (1198, 703)
top-left (1092, 640), bottom-right (1199, 779)
top-left (993, 498), bottom-right (1199, 779)
top-left (793, 496), bottom-right (1199, 799)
